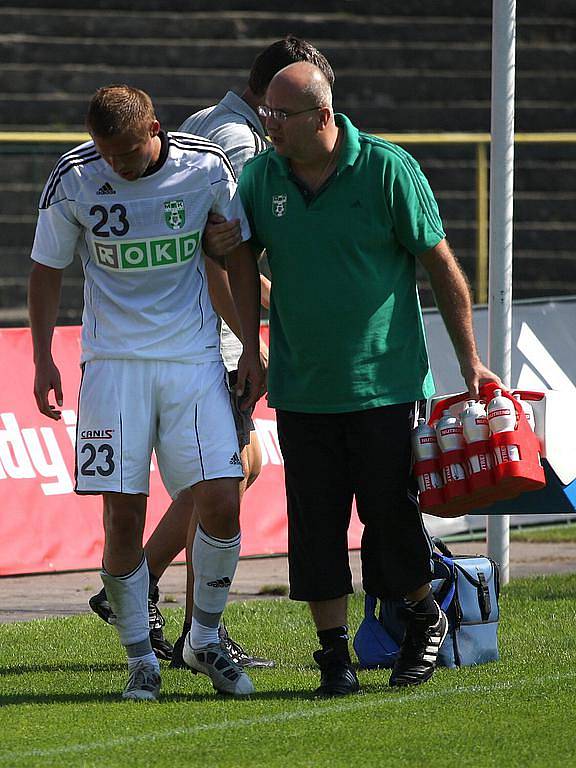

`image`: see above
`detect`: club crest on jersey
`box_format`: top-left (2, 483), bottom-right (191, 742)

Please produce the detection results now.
top-left (272, 194), bottom-right (287, 217)
top-left (164, 199), bottom-right (185, 230)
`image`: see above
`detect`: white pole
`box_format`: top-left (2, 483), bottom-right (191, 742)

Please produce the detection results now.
top-left (487, 0), bottom-right (516, 584)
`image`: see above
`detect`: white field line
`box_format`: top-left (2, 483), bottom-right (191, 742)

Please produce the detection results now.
top-left (1, 672), bottom-right (574, 764)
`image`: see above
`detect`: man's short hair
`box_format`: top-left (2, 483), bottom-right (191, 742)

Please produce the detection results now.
top-left (86, 85), bottom-right (156, 138)
top-left (248, 36), bottom-right (335, 96)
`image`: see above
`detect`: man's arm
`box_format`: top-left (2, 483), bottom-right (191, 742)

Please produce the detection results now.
top-left (225, 241), bottom-right (265, 408)
top-left (204, 256), bottom-right (243, 339)
top-left (418, 238), bottom-right (502, 398)
top-left (28, 262), bottom-right (64, 420)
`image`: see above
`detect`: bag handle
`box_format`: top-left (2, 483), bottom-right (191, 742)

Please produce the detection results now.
top-left (512, 389), bottom-right (545, 402)
top-left (428, 381), bottom-right (524, 426)
top-left (432, 536), bottom-right (454, 558)
top-left (432, 552), bottom-right (457, 612)
top-left (428, 391), bottom-right (469, 425)
top-left (364, 594), bottom-right (377, 618)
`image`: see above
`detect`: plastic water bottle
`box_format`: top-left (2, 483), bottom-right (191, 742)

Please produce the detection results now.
top-left (411, 419), bottom-right (443, 492)
top-left (487, 389), bottom-right (520, 463)
top-left (514, 393), bottom-right (535, 431)
top-left (461, 399), bottom-right (493, 474)
top-left (412, 418), bottom-right (440, 461)
top-left (436, 410), bottom-right (467, 484)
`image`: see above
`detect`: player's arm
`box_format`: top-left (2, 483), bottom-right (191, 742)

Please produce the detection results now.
top-left (28, 262), bottom-right (65, 420)
top-left (225, 241), bottom-right (266, 409)
top-left (205, 256), bottom-right (269, 381)
top-left (418, 238), bottom-right (502, 398)
top-left (204, 255), bottom-right (243, 339)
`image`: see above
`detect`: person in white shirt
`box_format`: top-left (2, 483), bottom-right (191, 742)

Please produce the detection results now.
top-left (87, 37), bottom-right (335, 672)
top-left (28, 85), bottom-right (263, 701)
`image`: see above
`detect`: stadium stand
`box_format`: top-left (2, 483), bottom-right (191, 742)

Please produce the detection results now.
top-left (0, 0), bottom-right (575, 324)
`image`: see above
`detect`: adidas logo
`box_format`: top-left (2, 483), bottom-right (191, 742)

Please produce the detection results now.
top-left (229, 452), bottom-right (241, 465)
top-left (97, 182), bottom-right (116, 195)
top-left (207, 577), bottom-right (232, 588)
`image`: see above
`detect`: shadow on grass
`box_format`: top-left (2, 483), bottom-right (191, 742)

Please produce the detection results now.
top-left (0, 688), bottom-right (328, 706)
top-left (0, 661), bottom-right (127, 676)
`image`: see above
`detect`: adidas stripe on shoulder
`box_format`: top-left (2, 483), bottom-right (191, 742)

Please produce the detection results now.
top-left (169, 132), bottom-right (237, 181)
top-left (246, 122), bottom-right (267, 155)
top-left (40, 141), bottom-right (100, 209)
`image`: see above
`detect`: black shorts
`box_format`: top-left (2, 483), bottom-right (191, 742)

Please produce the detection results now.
top-left (226, 370), bottom-right (255, 452)
top-left (276, 404), bottom-right (433, 602)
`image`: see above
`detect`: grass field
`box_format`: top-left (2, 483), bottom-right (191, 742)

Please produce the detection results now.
top-left (1, 574), bottom-right (576, 768)
top-left (510, 522), bottom-right (576, 543)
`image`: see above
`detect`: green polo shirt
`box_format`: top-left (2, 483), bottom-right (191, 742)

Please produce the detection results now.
top-left (238, 113), bottom-right (444, 413)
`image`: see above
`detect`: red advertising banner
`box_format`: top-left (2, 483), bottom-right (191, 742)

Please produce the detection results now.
top-left (0, 326), bottom-right (364, 575)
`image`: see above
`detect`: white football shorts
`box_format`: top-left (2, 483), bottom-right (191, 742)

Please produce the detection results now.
top-left (75, 359), bottom-right (243, 497)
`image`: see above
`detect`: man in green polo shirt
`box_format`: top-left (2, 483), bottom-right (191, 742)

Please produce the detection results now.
top-left (223, 61), bottom-right (501, 696)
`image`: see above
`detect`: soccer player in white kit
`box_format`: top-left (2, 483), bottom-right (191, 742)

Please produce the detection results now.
top-left (28, 85), bottom-right (264, 701)
top-left (87, 38), bottom-right (335, 671)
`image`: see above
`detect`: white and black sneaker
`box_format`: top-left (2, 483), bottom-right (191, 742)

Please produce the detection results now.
top-left (389, 608), bottom-right (448, 687)
top-left (182, 633), bottom-right (255, 695)
top-left (218, 622), bottom-right (275, 669)
top-left (122, 661), bottom-right (161, 701)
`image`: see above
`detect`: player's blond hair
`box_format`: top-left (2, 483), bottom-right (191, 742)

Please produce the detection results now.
top-left (86, 85), bottom-right (156, 138)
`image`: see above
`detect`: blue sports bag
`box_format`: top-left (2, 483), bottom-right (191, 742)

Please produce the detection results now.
top-left (353, 540), bottom-right (500, 669)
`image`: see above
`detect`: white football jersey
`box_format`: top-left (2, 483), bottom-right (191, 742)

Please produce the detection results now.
top-left (30, 131), bottom-right (251, 363)
top-left (179, 91), bottom-right (269, 371)
top-left (179, 91), bottom-right (268, 179)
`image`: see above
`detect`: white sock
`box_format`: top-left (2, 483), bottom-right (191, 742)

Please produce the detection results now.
top-left (190, 526), bottom-right (240, 649)
top-left (189, 621), bottom-right (219, 649)
top-left (128, 652), bottom-right (159, 672)
top-left (101, 556), bottom-right (150, 648)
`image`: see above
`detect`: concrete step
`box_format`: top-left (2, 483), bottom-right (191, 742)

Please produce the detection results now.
top-left (3, 36), bottom-right (574, 72)
top-left (2, 97), bottom-right (576, 133)
top-left (0, 0), bottom-right (574, 17)
top-left (0, 275), bottom-right (83, 308)
top-left (0, 243), bottom-right (85, 281)
top-left (3, 7), bottom-right (574, 45)
top-left (0, 8), bottom-right (496, 43)
top-left (0, 38), bottom-right (496, 70)
top-left (424, 161), bottom-right (576, 193)
top-left (445, 221), bottom-right (576, 254)
top-left (2, 67), bottom-right (574, 118)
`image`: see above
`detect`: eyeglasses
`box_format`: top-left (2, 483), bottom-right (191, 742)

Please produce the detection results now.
top-left (257, 105), bottom-right (322, 122)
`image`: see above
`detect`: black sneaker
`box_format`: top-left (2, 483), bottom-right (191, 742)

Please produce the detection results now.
top-left (313, 648), bottom-right (360, 697)
top-left (148, 586), bottom-right (173, 662)
top-left (169, 632), bottom-right (194, 670)
top-left (88, 585), bottom-right (173, 662)
top-left (218, 621), bottom-right (275, 669)
top-left (389, 608), bottom-right (448, 688)
top-left (88, 588), bottom-right (116, 624)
